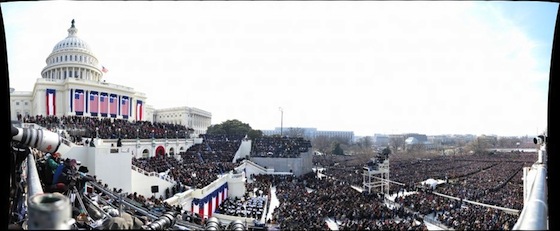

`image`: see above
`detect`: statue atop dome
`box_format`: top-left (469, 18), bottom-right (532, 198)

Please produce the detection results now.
top-left (68, 19), bottom-right (78, 37)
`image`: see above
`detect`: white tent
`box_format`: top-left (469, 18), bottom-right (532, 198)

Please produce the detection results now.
top-left (421, 178), bottom-right (439, 189)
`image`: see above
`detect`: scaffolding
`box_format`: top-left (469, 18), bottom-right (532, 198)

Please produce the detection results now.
top-left (362, 156), bottom-right (390, 195)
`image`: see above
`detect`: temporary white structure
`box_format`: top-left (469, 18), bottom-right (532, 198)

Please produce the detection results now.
top-left (421, 178), bottom-right (439, 189)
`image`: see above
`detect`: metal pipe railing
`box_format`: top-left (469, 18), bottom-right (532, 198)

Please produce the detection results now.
top-left (87, 181), bottom-right (202, 230)
top-left (26, 153), bottom-right (43, 197)
top-left (513, 144), bottom-right (548, 230)
top-left (25, 153), bottom-right (74, 230)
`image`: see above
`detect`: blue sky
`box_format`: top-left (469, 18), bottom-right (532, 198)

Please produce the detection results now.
top-left (490, 2), bottom-right (557, 73)
top-left (1, 1), bottom-right (558, 136)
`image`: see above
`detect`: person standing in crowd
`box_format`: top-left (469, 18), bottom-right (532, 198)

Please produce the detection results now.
top-left (47, 152), bottom-right (61, 174)
top-left (44, 152), bottom-right (62, 186)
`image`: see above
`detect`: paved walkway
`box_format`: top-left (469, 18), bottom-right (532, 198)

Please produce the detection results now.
top-left (264, 186), bottom-right (281, 230)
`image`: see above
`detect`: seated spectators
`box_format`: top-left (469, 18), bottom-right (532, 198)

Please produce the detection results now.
top-left (251, 136), bottom-right (312, 158)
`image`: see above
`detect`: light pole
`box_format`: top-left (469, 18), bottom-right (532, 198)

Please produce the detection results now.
top-left (279, 107), bottom-right (283, 137)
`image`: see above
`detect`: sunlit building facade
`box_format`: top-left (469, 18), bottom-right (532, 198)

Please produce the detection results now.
top-left (9, 20), bottom-right (211, 132)
top-left (154, 106), bottom-right (212, 136)
top-left (262, 127), bottom-right (354, 143)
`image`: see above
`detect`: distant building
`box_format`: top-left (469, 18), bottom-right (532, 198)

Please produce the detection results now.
top-left (405, 137), bottom-right (419, 145)
top-left (404, 136), bottom-right (440, 150)
top-left (373, 134), bottom-right (390, 146)
top-left (154, 106), bottom-right (212, 136)
top-left (403, 133), bottom-right (428, 143)
top-left (262, 127), bottom-right (354, 143)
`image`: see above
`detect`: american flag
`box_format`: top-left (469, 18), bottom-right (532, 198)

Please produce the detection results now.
top-left (136, 100), bottom-right (143, 121)
top-left (100, 93), bottom-right (108, 115)
top-left (46, 89), bottom-right (56, 116)
top-left (109, 94), bottom-right (118, 117)
top-left (75, 90), bottom-right (84, 114)
top-left (90, 91), bottom-right (99, 115)
top-left (101, 66), bottom-right (108, 73)
top-left (121, 96), bottom-right (129, 117)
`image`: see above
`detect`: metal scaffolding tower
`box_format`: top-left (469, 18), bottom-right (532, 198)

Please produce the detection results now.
top-left (362, 155), bottom-right (390, 195)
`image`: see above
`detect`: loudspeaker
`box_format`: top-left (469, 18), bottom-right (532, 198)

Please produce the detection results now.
top-left (151, 185), bottom-right (159, 193)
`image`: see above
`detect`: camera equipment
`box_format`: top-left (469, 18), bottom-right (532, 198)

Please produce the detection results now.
top-left (205, 217), bottom-right (221, 230)
top-left (142, 211), bottom-right (178, 230)
top-left (12, 125), bottom-right (62, 154)
top-left (228, 220), bottom-right (245, 231)
top-left (27, 193), bottom-right (73, 230)
top-left (9, 125), bottom-right (88, 230)
top-left (534, 135), bottom-right (547, 145)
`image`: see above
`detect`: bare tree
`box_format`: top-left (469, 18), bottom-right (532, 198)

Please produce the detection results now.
top-left (389, 136), bottom-right (405, 151)
top-left (356, 136), bottom-right (373, 149)
top-left (312, 135), bottom-right (331, 154)
top-left (332, 136), bottom-right (351, 146)
top-left (467, 136), bottom-right (494, 154)
top-left (406, 143), bottom-right (425, 153)
top-left (497, 136), bottom-right (522, 148)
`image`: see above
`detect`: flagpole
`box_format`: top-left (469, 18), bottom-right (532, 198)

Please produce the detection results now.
top-left (279, 107), bottom-right (283, 137)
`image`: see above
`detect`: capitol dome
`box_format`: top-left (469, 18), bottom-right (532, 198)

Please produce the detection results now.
top-left (41, 19), bottom-right (104, 81)
top-left (52, 19), bottom-right (93, 54)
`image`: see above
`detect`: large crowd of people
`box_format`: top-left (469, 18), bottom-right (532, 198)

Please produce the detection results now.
top-left (391, 152), bottom-right (534, 210)
top-left (22, 114), bottom-right (192, 141)
top-left (213, 175), bottom-right (271, 220)
top-left (131, 135), bottom-right (243, 190)
top-left (14, 115), bottom-right (542, 230)
top-left (309, 150), bottom-right (537, 230)
top-left (263, 173), bottom-right (428, 230)
top-left (251, 136), bottom-right (312, 158)
top-left (214, 194), bottom-right (267, 219)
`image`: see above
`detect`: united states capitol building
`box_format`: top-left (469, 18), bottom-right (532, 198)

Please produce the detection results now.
top-left (8, 20), bottom-right (211, 136)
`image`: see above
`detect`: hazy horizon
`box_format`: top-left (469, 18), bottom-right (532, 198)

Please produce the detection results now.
top-left (2, 1), bottom-right (556, 137)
